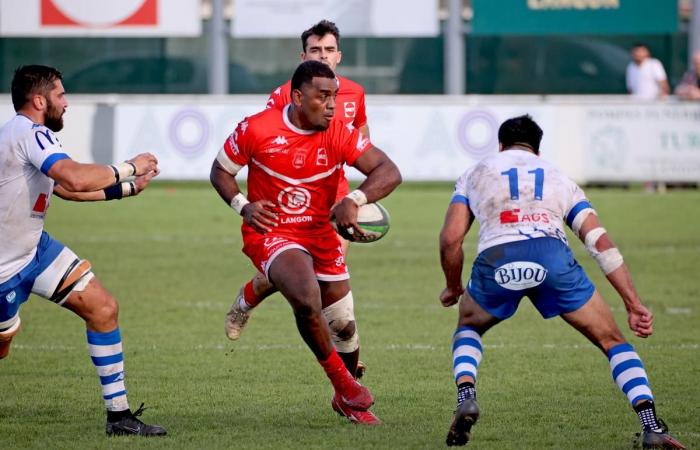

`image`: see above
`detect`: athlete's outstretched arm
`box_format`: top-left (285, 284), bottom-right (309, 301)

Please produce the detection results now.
top-left (48, 152), bottom-right (158, 192)
top-left (575, 212), bottom-right (653, 338)
top-left (331, 147), bottom-right (401, 238)
top-left (209, 159), bottom-right (277, 233)
top-left (439, 202), bottom-right (473, 307)
top-left (53, 169), bottom-right (158, 202)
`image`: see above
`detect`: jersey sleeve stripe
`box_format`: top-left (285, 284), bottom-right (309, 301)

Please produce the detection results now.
top-left (451, 194), bottom-right (469, 205)
top-left (40, 153), bottom-right (70, 175)
top-left (565, 200), bottom-right (592, 227)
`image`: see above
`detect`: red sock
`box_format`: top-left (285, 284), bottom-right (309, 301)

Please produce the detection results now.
top-left (318, 349), bottom-right (354, 390)
top-left (242, 281), bottom-right (261, 308)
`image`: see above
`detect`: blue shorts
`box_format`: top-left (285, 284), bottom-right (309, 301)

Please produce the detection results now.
top-left (0, 232), bottom-right (65, 327)
top-left (467, 237), bottom-right (595, 320)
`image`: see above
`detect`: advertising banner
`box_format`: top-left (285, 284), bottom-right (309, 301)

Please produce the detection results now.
top-left (472, 0), bottom-right (677, 35)
top-left (232, 0), bottom-right (439, 37)
top-left (0, 0), bottom-right (201, 36)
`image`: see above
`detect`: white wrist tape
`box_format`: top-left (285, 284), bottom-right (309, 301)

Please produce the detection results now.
top-left (345, 189), bottom-right (368, 207)
top-left (110, 162), bottom-right (136, 182)
top-left (571, 208), bottom-right (596, 235)
top-left (584, 227), bottom-right (624, 274)
top-left (230, 193), bottom-right (250, 215)
top-left (120, 182), bottom-right (136, 198)
top-left (216, 148), bottom-right (243, 175)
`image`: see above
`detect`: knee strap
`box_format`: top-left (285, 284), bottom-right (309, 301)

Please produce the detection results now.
top-left (322, 291), bottom-right (359, 353)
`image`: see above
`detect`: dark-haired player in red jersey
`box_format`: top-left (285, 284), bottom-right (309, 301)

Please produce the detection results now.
top-left (210, 60), bottom-right (401, 425)
top-left (225, 20), bottom-right (372, 377)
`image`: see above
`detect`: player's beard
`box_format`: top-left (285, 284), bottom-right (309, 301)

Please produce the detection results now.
top-left (44, 98), bottom-right (64, 132)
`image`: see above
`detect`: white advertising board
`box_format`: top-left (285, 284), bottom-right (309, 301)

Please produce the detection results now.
top-left (0, 0), bottom-right (201, 37)
top-left (232, 0), bottom-right (439, 37)
top-left (583, 104), bottom-right (700, 182)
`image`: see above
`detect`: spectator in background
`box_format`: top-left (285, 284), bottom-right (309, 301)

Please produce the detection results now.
top-left (674, 50), bottom-right (700, 101)
top-left (625, 44), bottom-right (669, 100)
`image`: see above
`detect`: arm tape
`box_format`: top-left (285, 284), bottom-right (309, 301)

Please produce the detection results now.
top-left (216, 148), bottom-right (243, 175)
top-left (103, 182), bottom-right (136, 200)
top-left (345, 189), bottom-right (368, 207)
top-left (584, 227), bottom-right (624, 274)
top-left (571, 207), bottom-right (597, 235)
top-left (230, 193), bottom-right (250, 215)
top-left (109, 162), bottom-right (135, 182)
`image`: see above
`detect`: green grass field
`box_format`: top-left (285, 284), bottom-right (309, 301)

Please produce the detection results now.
top-left (1, 182), bottom-right (699, 449)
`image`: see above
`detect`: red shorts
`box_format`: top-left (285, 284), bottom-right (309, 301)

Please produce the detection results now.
top-left (242, 231), bottom-right (349, 282)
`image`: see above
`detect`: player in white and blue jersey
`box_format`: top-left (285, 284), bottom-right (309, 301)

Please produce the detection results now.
top-left (0, 65), bottom-right (165, 436)
top-left (438, 115), bottom-right (685, 449)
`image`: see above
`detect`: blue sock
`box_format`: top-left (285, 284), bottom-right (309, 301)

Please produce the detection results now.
top-left (452, 326), bottom-right (482, 405)
top-left (87, 328), bottom-right (129, 412)
top-left (608, 342), bottom-right (654, 406)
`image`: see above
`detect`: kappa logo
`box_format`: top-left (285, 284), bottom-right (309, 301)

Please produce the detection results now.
top-left (6, 291), bottom-right (16, 303)
top-left (344, 101), bottom-right (356, 118)
top-left (240, 121), bottom-right (249, 134)
top-left (272, 136), bottom-right (288, 145)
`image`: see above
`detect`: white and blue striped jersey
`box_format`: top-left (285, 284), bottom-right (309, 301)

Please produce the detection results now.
top-left (451, 149), bottom-right (590, 254)
top-left (0, 114), bottom-right (70, 283)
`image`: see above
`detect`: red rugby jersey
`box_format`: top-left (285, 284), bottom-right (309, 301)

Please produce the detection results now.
top-left (266, 75), bottom-right (368, 129)
top-left (222, 105), bottom-right (373, 236)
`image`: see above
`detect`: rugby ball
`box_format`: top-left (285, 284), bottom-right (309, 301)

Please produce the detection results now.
top-left (332, 202), bottom-right (390, 243)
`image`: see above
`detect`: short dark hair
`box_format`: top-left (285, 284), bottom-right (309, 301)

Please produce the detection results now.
top-left (301, 20), bottom-right (340, 52)
top-left (11, 65), bottom-right (62, 112)
top-left (291, 60), bottom-right (336, 92)
top-left (498, 115), bottom-right (543, 154)
top-left (632, 42), bottom-right (649, 51)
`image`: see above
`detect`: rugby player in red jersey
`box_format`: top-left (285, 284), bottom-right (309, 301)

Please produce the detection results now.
top-left (210, 60), bottom-right (401, 425)
top-left (226, 20), bottom-right (373, 378)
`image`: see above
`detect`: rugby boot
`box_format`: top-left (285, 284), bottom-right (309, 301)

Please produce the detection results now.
top-left (446, 398), bottom-right (480, 446)
top-left (641, 420), bottom-right (686, 449)
top-left (337, 378), bottom-right (374, 411)
top-left (331, 392), bottom-right (383, 426)
top-left (224, 288), bottom-right (250, 341)
top-left (105, 404), bottom-right (167, 436)
top-left (354, 360), bottom-right (367, 380)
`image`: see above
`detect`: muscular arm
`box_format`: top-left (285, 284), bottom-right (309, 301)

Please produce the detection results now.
top-left (210, 159), bottom-right (277, 233)
top-left (350, 146), bottom-right (401, 203)
top-left (47, 153), bottom-right (157, 192)
top-left (439, 202), bottom-right (472, 307)
top-left (53, 169), bottom-right (158, 202)
top-left (576, 213), bottom-right (653, 337)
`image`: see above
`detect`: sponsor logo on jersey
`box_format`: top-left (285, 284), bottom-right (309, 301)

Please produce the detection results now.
top-left (278, 186), bottom-right (311, 214)
top-left (227, 133), bottom-right (239, 155)
top-left (316, 148), bottom-right (328, 166)
top-left (494, 261), bottom-right (548, 290)
top-left (356, 134), bottom-right (370, 151)
top-left (260, 147), bottom-right (288, 155)
top-left (31, 193), bottom-right (49, 218)
top-left (272, 136), bottom-right (288, 145)
top-left (34, 129), bottom-right (55, 151)
top-left (292, 151), bottom-right (306, 168)
top-left (280, 215), bottom-right (312, 224)
top-left (5, 291), bottom-right (16, 303)
top-left (344, 102), bottom-right (356, 118)
top-left (499, 209), bottom-right (550, 224)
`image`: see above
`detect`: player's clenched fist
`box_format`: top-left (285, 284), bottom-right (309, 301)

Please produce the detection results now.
top-left (133, 168), bottom-right (160, 195)
top-left (128, 152), bottom-right (159, 176)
